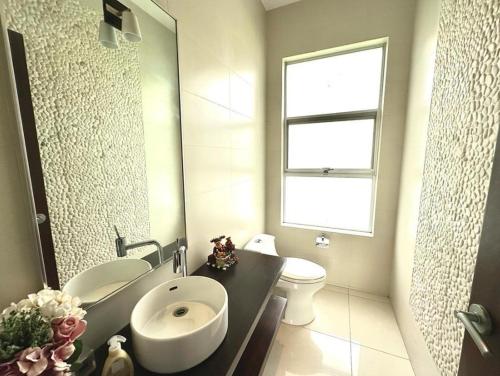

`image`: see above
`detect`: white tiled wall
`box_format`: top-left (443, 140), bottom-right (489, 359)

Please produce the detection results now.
top-left (160, 0), bottom-right (267, 272)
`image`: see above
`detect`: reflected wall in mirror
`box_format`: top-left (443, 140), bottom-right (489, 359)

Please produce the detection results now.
top-left (2, 0), bottom-right (186, 307)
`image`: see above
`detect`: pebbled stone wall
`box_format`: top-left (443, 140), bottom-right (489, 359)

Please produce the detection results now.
top-left (410, 0), bottom-right (499, 374)
top-left (3, 0), bottom-right (150, 286)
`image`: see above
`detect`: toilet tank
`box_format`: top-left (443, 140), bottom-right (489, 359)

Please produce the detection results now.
top-left (243, 234), bottom-right (278, 256)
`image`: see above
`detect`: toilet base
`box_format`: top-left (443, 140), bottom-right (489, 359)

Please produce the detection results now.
top-left (276, 279), bottom-right (325, 326)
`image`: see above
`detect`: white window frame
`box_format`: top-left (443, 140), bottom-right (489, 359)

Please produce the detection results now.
top-left (281, 40), bottom-right (388, 236)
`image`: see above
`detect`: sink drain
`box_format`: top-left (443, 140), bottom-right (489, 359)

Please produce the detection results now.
top-left (173, 306), bottom-right (189, 317)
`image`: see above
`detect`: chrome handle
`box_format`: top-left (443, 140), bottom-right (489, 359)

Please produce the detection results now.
top-left (455, 304), bottom-right (493, 358)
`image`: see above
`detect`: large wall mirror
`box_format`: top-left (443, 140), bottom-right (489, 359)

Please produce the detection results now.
top-left (2, 0), bottom-right (186, 308)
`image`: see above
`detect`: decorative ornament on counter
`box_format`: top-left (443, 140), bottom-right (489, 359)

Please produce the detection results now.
top-left (207, 235), bottom-right (239, 270)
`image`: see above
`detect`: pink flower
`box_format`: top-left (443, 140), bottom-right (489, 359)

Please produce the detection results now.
top-left (50, 343), bottom-right (75, 363)
top-left (16, 348), bottom-right (49, 376)
top-left (51, 316), bottom-right (86, 345)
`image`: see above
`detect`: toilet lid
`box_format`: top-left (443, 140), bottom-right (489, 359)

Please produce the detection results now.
top-left (281, 257), bottom-right (326, 283)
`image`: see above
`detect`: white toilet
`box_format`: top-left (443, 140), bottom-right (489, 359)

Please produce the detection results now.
top-left (244, 234), bottom-right (326, 325)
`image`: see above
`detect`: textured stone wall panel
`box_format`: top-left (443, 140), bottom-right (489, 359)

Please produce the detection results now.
top-left (3, 0), bottom-right (150, 285)
top-left (410, 0), bottom-right (499, 375)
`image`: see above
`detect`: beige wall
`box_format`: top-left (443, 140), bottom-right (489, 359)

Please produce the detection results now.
top-left (162, 0), bottom-right (267, 272)
top-left (390, 0), bottom-right (441, 375)
top-left (265, 0), bottom-right (415, 295)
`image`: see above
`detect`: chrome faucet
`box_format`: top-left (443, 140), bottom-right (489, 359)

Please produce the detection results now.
top-left (173, 240), bottom-right (187, 277)
top-left (114, 226), bottom-right (162, 263)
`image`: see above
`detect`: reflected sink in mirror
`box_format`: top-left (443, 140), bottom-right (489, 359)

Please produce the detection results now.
top-left (63, 258), bottom-right (152, 306)
top-left (131, 276), bottom-right (228, 373)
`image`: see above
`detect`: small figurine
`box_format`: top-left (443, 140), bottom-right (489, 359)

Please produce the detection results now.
top-left (207, 235), bottom-right (239, 270)
top-left (225, 237), bottom-right (235, 253)
top-left (211, 236), bottom-right (226, 254)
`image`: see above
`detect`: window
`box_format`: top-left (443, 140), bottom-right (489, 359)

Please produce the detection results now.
top-left (282, 44), bottom-right (386, 235)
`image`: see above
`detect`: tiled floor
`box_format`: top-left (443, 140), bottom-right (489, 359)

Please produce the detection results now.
top-left (262, 285), bottom-right (415, 376)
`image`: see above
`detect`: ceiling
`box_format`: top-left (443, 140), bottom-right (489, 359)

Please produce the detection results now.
top-left (260, 0), bottom-right (302, 11)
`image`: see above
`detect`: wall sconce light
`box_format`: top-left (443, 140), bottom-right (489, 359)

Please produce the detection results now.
top-left (98, 0), bottom-right (142, 49)
top-left (121, 9), bottom-right (142, 42)
top-left (98, 20), bottom-right (119, 49)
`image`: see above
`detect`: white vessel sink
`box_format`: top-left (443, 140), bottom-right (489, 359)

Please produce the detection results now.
top-left (131, 276), bottom-right (228, 373)
top-left (63, 258), bottom-right (152, 305)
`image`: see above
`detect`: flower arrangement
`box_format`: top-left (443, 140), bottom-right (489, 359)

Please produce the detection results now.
top-left (0, 289), bottom-right (87, 376)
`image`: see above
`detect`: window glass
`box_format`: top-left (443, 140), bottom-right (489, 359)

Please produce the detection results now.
top-left (284, 176), bottom-right (373, 233)
top-left (287, 119), bottom-right (375, 170)
top-left (286, 47), bottom-right (384, 117)
top-left (283, 44), bottom-right (385, 234)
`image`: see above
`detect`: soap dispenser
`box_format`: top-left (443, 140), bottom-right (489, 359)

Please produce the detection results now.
top-left (101, 335), bottom-right (134, 376)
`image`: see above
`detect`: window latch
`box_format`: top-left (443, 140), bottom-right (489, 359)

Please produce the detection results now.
top-left (322, 168), bottom-right (334, 174)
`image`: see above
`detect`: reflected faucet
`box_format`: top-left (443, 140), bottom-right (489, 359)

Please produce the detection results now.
top-left (114, 226), bottom-right (162, 264)
top-left (173, 239), bottom-right (187, 277)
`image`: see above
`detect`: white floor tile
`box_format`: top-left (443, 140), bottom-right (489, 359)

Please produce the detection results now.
top-left (351, 344), bottom-right (415, 376)
top-left (263, 324), bottom-right (352, 376)
top-left (348, 289), bottom-right (390, 303)
top-left (349, 296), bottom-right (408, 359)
top-left (306, 288), bottom-right (350, 340)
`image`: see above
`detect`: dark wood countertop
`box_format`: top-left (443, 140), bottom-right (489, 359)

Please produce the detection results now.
top-left (93, 250), bottom-right (285, 376)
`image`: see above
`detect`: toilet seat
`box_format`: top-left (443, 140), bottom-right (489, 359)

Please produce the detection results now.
top-left (280, 257), bottom-right (326, 284)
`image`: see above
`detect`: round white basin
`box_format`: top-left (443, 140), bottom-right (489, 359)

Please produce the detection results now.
top-left (63, 258), bottom-right (152, 305)
top-left (131, 276), bottom-right (228, 373)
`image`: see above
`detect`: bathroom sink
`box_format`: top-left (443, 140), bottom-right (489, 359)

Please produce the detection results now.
top-left (63, 258), bottom-right (152, 305)
top-left (131, 276), bottom-right (228, 373)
